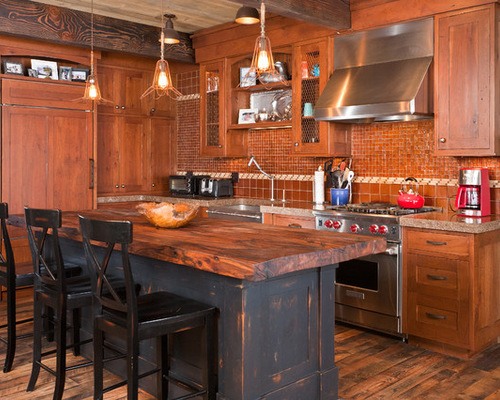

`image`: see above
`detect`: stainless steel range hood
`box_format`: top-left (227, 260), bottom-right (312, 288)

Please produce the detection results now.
top-left (314, 18), bottom-right (434, 123)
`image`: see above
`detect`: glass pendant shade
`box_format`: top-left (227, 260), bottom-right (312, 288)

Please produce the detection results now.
top-left (235, 6), bottom-right (260, 25)
top-left (84, 74), bottom-right (101, 100)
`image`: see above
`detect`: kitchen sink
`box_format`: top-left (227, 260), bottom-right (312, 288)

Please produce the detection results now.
top-left (207, 204), bottom-right (263, 223)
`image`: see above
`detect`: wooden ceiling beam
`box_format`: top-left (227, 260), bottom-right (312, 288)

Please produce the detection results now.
top-left (0, 0), bottom-right (194, 63)
top-left (228, 0), bottom-right (351, 30)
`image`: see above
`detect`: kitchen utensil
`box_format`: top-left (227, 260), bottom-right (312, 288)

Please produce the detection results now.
top-left (332, 169), bottom-right (344, 188)
top-left (324, 160), bottom-right (334, 188)
top-left (397, 177), bottom-right (424, 209)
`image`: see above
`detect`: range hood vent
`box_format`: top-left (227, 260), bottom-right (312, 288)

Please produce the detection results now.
top-left (314, 18), bottom-right (434, 123)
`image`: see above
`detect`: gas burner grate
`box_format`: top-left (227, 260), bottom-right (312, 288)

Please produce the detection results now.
top-left (329, 203), bottom-right (437, 216)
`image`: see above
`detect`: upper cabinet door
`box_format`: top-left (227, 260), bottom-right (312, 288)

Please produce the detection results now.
top-left (435, 5), bottom-right (500, 156)
top-left (200, 60), bottom-right (226, 157)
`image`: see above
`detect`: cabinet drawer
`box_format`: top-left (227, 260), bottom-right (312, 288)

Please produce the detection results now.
top-left (405, 230), bottom-right (469, 257)
top-left (2, 78), bottom-right (89, 110)
top-left (272, 214), bottom-right (315, 229)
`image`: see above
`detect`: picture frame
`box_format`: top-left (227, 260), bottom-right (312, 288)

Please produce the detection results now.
top-left (27, 68), bottom-right (38, 78)
top-left (3, 61), bottom-right (25, 75)
top-left (31, 59), bottom-right (58, 79)
top-left (59, 66), bottom-right (72, 81)
top-left (71, 68), bottom-right (89, 82)
top-left (240, 67), bottom-right (256, 87)
top-left (238, 108), bottom-right (258, 124)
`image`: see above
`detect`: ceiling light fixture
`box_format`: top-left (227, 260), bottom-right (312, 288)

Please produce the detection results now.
top-left (246, 1), bottom-right (285, 85)
top-left (141, 1), bottom-right (182, 99)
top-left (235, 6), bottom-right (260, 25)
top-left (162, 14), bottom-right (180, 44)
top-left (80, 0), bottom-right (110, 103)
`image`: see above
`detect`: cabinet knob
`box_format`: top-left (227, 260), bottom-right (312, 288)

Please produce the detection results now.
top-left (439, 137), bottom-right (446, 143)
top-left (150, 108), bottom-right (156, 113)
top-left (121, 106), bottom-right (126, 110)
top-left (115, 184), bottom-right (119, 188)
top-left (218, 145), bottom-right (222, 148)
top-left (115, 105), bottom-right (119, 109)
top-left (152, 183), bottom-right (156, 187)
top-left (294, 142), bottom-right (299, 147)
top-left (121, 184), bottom-right (125, 188)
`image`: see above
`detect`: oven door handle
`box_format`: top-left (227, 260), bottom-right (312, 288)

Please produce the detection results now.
top-left (385, 244), bottom-right (400, 256)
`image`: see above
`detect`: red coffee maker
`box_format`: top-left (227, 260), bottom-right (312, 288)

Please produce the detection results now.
top-left (455, 168), bottom-right (490, 217)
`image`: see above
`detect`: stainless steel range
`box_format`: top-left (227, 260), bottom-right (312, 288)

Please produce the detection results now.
top-left (314, 203), bottom-right (437, 337)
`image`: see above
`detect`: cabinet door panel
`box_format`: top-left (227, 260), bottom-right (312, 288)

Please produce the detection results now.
top-left (2, 108), bottom-right (49, 214)
top-left (48, 111), bottom-right (93, 210)
top-left (97, 115), bottom-right (121, 194)
top-left (120, 117), bottom-right (148, 192)
top-left (150, 118), bottom-right (176, 193)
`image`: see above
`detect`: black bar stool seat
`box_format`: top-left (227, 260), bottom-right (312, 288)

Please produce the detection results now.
top-left (79, 215), bottom-right (218, 400)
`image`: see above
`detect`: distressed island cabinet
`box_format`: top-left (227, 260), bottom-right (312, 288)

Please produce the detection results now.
top-left (96, 53), bottom-right (176, 195)
top-left (402, 227), bottom-right (500, 358)
top-left (434, 4), bottom-right (500, 156)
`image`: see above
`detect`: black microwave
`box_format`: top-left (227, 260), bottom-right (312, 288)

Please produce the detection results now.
top-left (169, 175), bottom-right (210, 196)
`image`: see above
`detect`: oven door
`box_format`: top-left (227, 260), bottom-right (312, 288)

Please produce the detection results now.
top-left (335, 243), bottom-right (400, 316)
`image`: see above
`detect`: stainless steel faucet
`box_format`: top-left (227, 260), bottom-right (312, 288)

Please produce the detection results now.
top-left (248, 155), bottom-right (275, 202)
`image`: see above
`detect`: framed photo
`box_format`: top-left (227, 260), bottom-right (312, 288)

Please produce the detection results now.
top-left (240, 67), bottom-right (256, 87)
top-left (71, 68), bottom-right (89, 82)
top-left (238, 108), bottom-right (258, 124)
top-left (3, 61), bottom-right (24, 75)
top-left (31, 59), bottom-right (58, 79)
top-left (59, 66), bottom-right (72, 81)
top-left (27, 68), bottom-right (38, 78)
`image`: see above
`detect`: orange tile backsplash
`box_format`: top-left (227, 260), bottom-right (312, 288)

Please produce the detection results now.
top-left (175, 71), bottom-right (500, 214)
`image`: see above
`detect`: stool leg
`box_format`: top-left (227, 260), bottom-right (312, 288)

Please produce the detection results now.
top-left (53, 297), bottom-right (67, 400)
top-left (3, 278), bottom-right (16, 373)
top-left (72, 308), bottom-right (81, 356)
top-left (27, 293), bottom-right (43, 391)
top-left (127, 332), bottom-right (140, 400)
top-left (157, 335), bottom-right (169, 398)
top-left (93, 325), bottom-right (104, 400)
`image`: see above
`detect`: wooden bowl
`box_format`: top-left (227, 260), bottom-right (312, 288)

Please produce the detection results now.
top-left (136, 202), bottom-right (199, 229)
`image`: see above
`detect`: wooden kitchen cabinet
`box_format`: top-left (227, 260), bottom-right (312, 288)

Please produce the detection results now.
top-left (200, 60), bottom-right (247, 157)
top-left (263, 213), bottom-right (316, 229)
top-left (434, 4), bottom-right (500, 156)
top-left (291, 38), bottom-right (351, 157)
top-left (402, 227), bottom-right (500, 358)
top-left (1, 79), bottom-right (94, 214)
top-left (149, 118), bottom-right (176, 194)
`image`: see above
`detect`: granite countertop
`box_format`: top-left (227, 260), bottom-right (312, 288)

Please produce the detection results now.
top-left (98, 196), bottom-right (500, 234)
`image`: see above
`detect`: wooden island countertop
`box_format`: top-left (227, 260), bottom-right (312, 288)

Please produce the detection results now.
top-left (52, 207), bottom-right (386, 282)
top-left (9, 206), bottom-right (387, 400)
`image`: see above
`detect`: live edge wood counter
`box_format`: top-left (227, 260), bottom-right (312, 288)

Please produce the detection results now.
top-left (13, 208), bottom-right (386, 400)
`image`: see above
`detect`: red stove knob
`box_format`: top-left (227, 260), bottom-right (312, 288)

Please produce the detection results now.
top-left (350, 224), bottom-right (361, 233)
top-left (324, 219), bottom-right (334, 229)
top-left (369, 224), bottom-right (379, 234)
top-left (378, 225), bottom-right (389, 235)
top-left (332, 220), bottom-right (342, 230)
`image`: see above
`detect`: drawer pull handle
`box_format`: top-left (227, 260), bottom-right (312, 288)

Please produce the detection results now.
top-left (288, 223), bottom-right (302, 229)
top-left (426, 312), bottom-right (446, 320)
top-left (427, 274), bottom-right (447, 281)
top-left (346, 290), bottom-right (365, 300)
top-left (426, 240), bottom-right (447, 246)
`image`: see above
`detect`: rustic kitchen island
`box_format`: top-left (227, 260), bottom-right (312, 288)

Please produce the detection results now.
top-left (16, 206), bottom-right (386, 399)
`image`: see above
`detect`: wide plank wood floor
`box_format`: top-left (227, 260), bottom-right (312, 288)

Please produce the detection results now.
top-left (1, 288), bottom-right (499, 399)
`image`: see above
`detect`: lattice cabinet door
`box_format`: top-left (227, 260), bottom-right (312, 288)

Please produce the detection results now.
top-left (200, 60), bottom-right (226, 157)
top-left (292, 38), bottom-right (350, 156)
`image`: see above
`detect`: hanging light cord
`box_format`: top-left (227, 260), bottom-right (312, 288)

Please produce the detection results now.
top-left (90, 0), bottom-right (95, 75)
top-left (260, 1), bottom-right (265, 38)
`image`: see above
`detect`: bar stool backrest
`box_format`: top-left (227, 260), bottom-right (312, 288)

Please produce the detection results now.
top-left (0, 203), bottom-right (15, 285)
top-left (24, 207), bottom-right (67, 292)
top-left (79, 216), bottom-right (135, 315)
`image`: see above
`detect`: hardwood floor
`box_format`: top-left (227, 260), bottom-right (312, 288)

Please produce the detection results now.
top-left (1, 288), bottom-right (499, 399)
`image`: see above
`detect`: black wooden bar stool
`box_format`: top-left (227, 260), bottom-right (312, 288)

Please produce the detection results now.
top-left (25, 207), bottom-right (94, 400)
top-left (0, 202), bottom-right (34, 373)
top-left (79, 215), bottom-right (218, 400)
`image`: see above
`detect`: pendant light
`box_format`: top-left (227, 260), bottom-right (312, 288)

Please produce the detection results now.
top-left (235, 6), bottom-right (260, 25)
top-left (141, 1), bottom-right (182, 99)
top-left (246, 1), bottom-right (285, 85)
top-left (162, 14), bottom-right (180, 44)
top-left (80, 0), bottom-right (110, 103)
